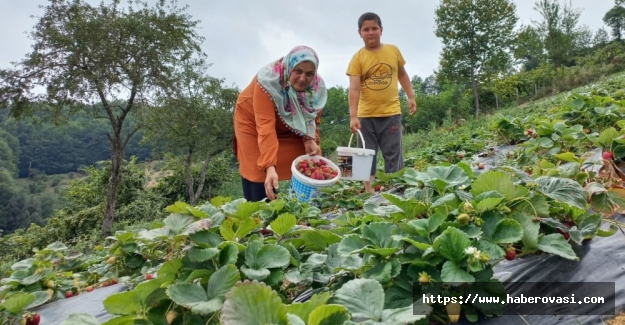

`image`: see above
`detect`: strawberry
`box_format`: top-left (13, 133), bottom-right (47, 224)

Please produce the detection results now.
top-left (603, 151), bottom-right (614, 160)
top-left (111, 278), bottom-right (118, 285)
top-left (556, 228), bottom-right (570, 240)
top-left (505, 248), bottom-right (516, 261)
top-left (25, 313), bottom-right (40, 325)
top-left (65, 291), bottom-right (73, 298)
top-left (146, 274), bottom-right (153, 280)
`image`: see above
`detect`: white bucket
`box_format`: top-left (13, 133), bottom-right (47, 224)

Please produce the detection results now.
top-left (335, 130), bottom-right (376, 181)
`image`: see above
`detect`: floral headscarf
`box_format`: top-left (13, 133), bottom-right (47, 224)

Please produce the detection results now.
top-left (256, 45), bottom-right (327, 139)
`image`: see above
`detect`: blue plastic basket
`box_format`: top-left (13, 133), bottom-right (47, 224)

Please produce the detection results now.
top-left (290, 173), bottom-right (321, 202)
top-left (290, 155), bottom-right (341, 202)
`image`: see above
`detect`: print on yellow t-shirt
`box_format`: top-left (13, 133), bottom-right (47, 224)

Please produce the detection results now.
top-left (346, 44), bottom-right (406, 118)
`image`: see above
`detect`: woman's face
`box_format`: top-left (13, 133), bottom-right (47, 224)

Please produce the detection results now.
top-left (289, 61), bottom-right (316, 92)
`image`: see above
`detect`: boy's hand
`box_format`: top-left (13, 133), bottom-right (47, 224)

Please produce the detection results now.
top-left (409, 98), bottom-right (417, 115)
top-left (350, 117), bottom-right (361, 133)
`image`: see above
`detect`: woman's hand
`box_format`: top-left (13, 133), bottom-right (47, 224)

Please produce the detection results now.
top-left (264, 166), bottom-right (279, 200)
top-left (304, 139), bottom-right (320, 156)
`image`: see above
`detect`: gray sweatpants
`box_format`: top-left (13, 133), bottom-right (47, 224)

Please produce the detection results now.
top-left (357, 114), bottom-right (404, 176)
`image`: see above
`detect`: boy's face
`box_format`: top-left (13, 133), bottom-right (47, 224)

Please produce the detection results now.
top-left (359, 20), bottom-right (382, 48)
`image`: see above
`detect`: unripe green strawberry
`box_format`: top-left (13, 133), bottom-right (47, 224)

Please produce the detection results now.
top-left (463, 201), bottom-right (474, 213)
top-left (457, 213), bottom-right (470, 224)
top-left (446, 302), bottom-right (461, 323)
top-left (418, 272), bottom-right (430, 284)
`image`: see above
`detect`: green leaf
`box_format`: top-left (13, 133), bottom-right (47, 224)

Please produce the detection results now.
top-left (363, 201), bottom-right (405, 216)
top-left (381, 305), bottom-right (429, 324)
top-left (10, 259), bottom-right (34, 271)
top-left (392, 236), bottom-right (431, 251)
top-left (470, 171), bottom-right (517, 201)
top-left (475, 240), bottom-right (505, 260)
top-left (333, 278), bottom-right (384, 320)
top-left (220, 280), bottom-right (289, 325)
top-left (207, 264), bottom-right (241, 299)
top-left (236, 217), bottom-right (263, 240)
top-left (338, 235), bottom-right (370, 255)
top-left (189, 230), bottom-right (223, 248)
top-left (187, 247), bottom-right (220, 263)
top-left (2, 292), bottom-right (35, 314)
top-left (537, 234), bottom-right (579, 261)
top-left (538, 137), bottom-right (554, 148)
top-left (536, 176), bottom-right (587, 209)
top-left (287, 314), bottom-right (306, 325)
top-left (555, 152), bottom-right (581, 163)
top-left (511, 212), bottom-right (539, 250)
top-left (301, 229), bottom-right (342, 251)
top-left (491, 219), bottom-right (523, 244)
top-left (358, 247), bottom-right (400, 258)
top-left (308, 305), bottom-right (351, 325)
top-left (598, 127), bottom-right (619, 147)
top-left (270, 213), bottom-right (297, 236)
top-left (363, 262), bottom-right (393, 283)
top-left (406, 219), bottom-right (430, 238)
top-left (441, 260), bottom-right (475, 284)
top-left (103, 290), bottom-right (140, 315)
top-left (381, 193), bottom-right (428, 218)
top-left (362, 222), bottom-right (401, 248)
top-left (511, 194), bottom-right (550, 218)
top-left (475, 197), bottom-right (504, 212)
top-left (568, 214), bottom-right (602, 244)
top-left (167, 283), bottom-right (221, 315)
top-left (219, 243), bottom-right (239, 266)
top-left (434, 227), bottom-right (471, 265)
top-left (242, 241), bottom-right (290, 280)
top-left (286, 292), bottom-right (331, 322)
top-left (25, 291), bottom-right (50, 310)
top-left (163, 213), bottom-right (196, 235)
top-left (58, 313), bottom-right (100, 325)
top-left (589, 186), bottom-right (625, 216)
top-left (100, 315), bottom-right (145, 325)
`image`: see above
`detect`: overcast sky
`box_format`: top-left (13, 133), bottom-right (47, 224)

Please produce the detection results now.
top-left (0, 0), bottom-right (615, 91)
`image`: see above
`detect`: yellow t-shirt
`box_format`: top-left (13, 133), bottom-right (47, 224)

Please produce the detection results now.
top-left (346, 44), bottom-right (406, 118)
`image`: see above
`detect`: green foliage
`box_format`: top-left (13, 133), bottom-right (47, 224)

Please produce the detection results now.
top-left (0, 111), bottom-right (151, 177)
top-left (435, 0), bottom-right (518, 114)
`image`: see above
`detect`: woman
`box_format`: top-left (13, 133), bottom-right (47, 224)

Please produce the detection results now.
top-left (233, 46), bottom-right (327, 201)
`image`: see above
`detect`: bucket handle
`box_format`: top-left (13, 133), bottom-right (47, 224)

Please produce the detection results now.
top-left (348, 129), bottom-right (366, 149)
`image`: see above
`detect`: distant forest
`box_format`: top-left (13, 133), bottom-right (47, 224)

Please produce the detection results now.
top-left (0, 110), bottom-right (152, 178)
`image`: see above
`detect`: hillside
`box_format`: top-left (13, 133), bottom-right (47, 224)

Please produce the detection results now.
top-left (1, 69), bottom-right (624, 324)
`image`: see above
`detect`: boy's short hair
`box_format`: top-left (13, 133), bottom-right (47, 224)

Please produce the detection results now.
top-left (358, 12), bottom-right (382, 30)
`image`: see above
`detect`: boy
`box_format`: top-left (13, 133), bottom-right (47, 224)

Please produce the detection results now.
top-left (346, 12), bottom-right (417, 193)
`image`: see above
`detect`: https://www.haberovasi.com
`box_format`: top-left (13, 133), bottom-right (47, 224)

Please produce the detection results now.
top-left (422, 293), bottom-right (606, 306)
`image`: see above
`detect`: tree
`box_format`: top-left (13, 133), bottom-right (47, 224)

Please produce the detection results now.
top-left (532, 0), bottom-right (585, 75)
top-left (513, 25), bottom-right (545, 71)
top-left (434, 0), bottom-right (518, 116)
top-left (603, 5), bottom-right (625, 41)
top-left (139, 59), bottom-right (239, 206)
top-left (593, 28), bottom-right (610, 47)
top-left (318, 86), bottom-right (351, 155)
top-left (0, 0), bottom-right (206, 235)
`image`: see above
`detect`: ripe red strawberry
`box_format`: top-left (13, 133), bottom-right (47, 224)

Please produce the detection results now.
top-left (146, 274), bottom-right (153, 280)
top-left (25, 313), bottom-right (40, 325)
top-left (111, 278), bottom-right (118, 285)
top-left (505, 248), bottom-right (516, 261)
top-left (65, 291), bottom-right (73, 298)
top-left (556, 228), bottom-right (570, 240)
